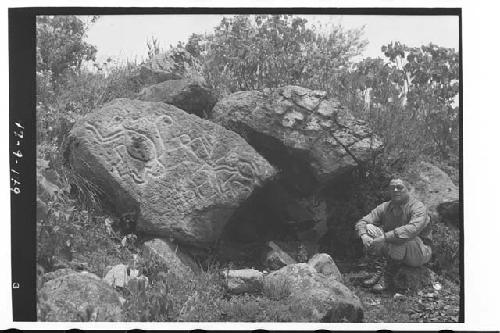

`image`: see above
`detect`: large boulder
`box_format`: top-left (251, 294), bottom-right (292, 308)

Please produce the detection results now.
top-left (134, 47), bottom-right (204, 85)
top-left (406, 161), bottom-right (459, 220)
top-left (212, 86), bottom-right (383, 187)
top-left (38, 271), bottom-right (123, 321)
top-left (67, 98), bottom-right (276, 247)
top-left (137, 78), bottom-right (217, 118)
top-left (263, 263), bottom-right (363, 322)
top-left (142, 238), bottom-right (200, 278)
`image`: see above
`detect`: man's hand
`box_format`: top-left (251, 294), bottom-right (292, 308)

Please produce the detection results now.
top-left (361, 234), bottom-right (373, 248)
top-left (366, 224), bottom-right (382, 238)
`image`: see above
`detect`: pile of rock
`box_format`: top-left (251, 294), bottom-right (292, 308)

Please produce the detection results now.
top-left (222, 253), bottom-right (363, 322)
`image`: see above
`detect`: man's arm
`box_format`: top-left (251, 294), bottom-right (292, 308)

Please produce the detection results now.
top-left (384, 200), bottom-right (429, 242)
top-left (354, 202), bottom-right (387, 237)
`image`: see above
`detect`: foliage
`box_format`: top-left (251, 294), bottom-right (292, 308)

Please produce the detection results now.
top-left (36, 15), bottom-right (98, 81)
top-left (36, 16), bottom-right (147, 145)
top-left (36, 160), bottom-right (134, 276)
top-left (341, 42), bottom-right (459, 169)
top-left (344, 270), bottom-right (459, 322)
top-left (428, 223), bottom-right (460, 283)
top-left (37, 62), bottom-right (143, 145)
top-left (123, 263), bottom-right (226, 322)
top-left (185, 15), bottom-right (366, 97)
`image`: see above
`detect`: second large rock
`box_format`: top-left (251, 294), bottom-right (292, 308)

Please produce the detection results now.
top-left (212, 86), bottom-right (383, 185)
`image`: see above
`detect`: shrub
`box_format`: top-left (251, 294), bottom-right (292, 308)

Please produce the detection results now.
top-left (428, 223), bottom-right (460, 283)
top-left (184, 15), bottom-right (366, 98)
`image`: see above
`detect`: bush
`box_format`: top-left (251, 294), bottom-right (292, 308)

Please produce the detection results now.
top-left (37, 150), bottom-right (135, 275)
top-left (184, 15), bottom-right (366, 98)
top-left (428, 223), bottom-right (460, 283)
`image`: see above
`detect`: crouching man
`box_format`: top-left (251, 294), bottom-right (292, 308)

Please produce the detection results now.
top-left (355, 178), bottom-right (432, 292)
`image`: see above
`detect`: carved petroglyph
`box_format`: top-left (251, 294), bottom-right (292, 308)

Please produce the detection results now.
top-left (84, 114), bottom-right (263, 200)
top-left (84, 119), bottom-right (167, 185)
top-left (70, 99), bottom-right (276, 247)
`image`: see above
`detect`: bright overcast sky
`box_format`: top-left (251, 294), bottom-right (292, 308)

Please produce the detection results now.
top-left (85, 15), bottom-right (459, 64)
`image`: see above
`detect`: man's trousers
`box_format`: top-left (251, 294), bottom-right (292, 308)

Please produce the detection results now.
top-left (366, 225), bottom-right (432, 267)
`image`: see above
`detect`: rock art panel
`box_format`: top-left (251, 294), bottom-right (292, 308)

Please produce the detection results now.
top-left (212, 86), bottom-right (383, 184)
top-left (67, 98), bottom-right (276, 247)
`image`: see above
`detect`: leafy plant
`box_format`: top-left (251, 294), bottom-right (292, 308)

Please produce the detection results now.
top-left (184, 15), bottom-right (366, 97)
top-left (340, 42), bottom-right (459, 171)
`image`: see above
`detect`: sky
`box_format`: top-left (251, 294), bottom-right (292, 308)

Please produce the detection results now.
top-left (84, 14), bottom-right (459, 64)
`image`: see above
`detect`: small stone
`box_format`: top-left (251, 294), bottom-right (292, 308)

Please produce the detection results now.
top-left (393, 293), bottom-right (405, 301)
top-left (223, 269), bottom-right (263, 294)
top-left (103, 264), bottom-right (129, 288)
top-left (307, 253), bottom-right (343, 281)
top-left (264, 241), bottom-right (297, 270)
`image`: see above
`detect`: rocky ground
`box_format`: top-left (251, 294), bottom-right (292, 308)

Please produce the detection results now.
top-left (339, 259), bottom-right (461, 323)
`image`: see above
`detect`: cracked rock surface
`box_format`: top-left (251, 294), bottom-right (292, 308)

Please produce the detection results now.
top-left (212, 86), bottom-right (383, 186)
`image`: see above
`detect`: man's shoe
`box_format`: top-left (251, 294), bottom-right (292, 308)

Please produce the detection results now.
top-left (371, 277), bottom-right (386, 293)
top-left (362, 271), bottom-right (382, 287)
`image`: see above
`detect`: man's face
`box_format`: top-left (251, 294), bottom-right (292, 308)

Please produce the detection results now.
top-left (389, 179), bottom-right (409, 203)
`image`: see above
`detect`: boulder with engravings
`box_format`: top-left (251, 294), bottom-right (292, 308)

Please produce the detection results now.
top-left (66, 98), bottom-right (276, 247)
top-left (136, 78), bottom-right (217, 119)
top-left (222, 268), bottom-right (264, 295)
top-left (142, 238), bottom-right (200, 278)
top-left (212, 86), bottom-right (383, 193)
top-left (37, 270), bottom-right (123, 322)
top-left (263, 263), bottom-right (363, 322)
